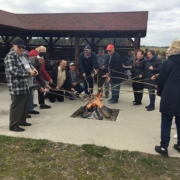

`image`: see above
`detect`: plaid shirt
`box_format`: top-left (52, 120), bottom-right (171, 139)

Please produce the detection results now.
top-left (4, 49), bottom-right (37, 95)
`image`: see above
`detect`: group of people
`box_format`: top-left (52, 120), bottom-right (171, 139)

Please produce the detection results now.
top-left (4, 38), bottom-right (180, 156)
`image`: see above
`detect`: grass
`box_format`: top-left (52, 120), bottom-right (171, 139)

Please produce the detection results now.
top-left (0, 135), bottom-right (180, 180)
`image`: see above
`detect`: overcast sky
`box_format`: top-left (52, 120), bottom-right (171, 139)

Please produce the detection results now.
top-left (0, 0), bottom-right (180, 46)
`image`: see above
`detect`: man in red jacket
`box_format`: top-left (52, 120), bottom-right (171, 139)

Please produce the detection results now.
top-left (28, 46), bottom-right (52, 109)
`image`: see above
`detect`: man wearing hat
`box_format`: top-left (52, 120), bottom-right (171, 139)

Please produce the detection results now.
top-left (80, 44), bottom-right (98, 96)
top-left (29, 52), bottom-right (51, 114)
top-left (106, 44), bottom-right (124, 103)
top-left (67, 62), bottom-right (85, 98)
top-left (96, 47), bottom-right (109, 98)
top-left (4, 39), bottom-right (38, 132)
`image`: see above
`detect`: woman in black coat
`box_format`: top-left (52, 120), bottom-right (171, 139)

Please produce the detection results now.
top-left (131, 50), bottom-right (146, 105)
top-left (155, 40), bottom-right (180, 156)
top-left (142, 49), bottom-right (162, 111)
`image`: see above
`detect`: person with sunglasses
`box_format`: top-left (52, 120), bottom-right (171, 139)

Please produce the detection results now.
top-left (4, 39), bottom-right (38, 132)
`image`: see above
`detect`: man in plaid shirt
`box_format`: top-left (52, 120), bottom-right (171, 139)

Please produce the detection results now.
top-left (4, 39), bottom-right (39, 132)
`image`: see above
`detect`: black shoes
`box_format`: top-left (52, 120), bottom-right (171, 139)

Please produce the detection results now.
top-left (27, 114), bottom-right (31, 118)
top-left (133, 102), bottom-right (142, 105)
top-left (155, 146), bottom-right (168, 157)
top-left (40, 104), bottom-right (51, 109)
top-left (34, 104), bottom-right (37, 107)
top-left (105, 95), bottom-right (109, 98)
top-left (29, 110), bottom-right (40, 114)
top-left (145, 105), bottom-right (150, 108)
top-left (10, 125), bottom-right (25, 132)
top-left (174, 144), bottom-right (180, 153)
top-left (19, 122), bottom-right (31, 126)
top-left (147, 107), bottom-right (155, 111)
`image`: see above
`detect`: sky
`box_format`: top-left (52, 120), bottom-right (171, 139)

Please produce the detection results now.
top-left (0, 0), bottom-right (180, 46)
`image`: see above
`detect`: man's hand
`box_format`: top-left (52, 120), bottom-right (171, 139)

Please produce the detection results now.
top-left (55, 86), bottom-right (59, 90)
top-left (94, 69), bottom-right (97, 75)
top-left (107, 77), bottom-right (111, 82)
top-left (91, 73), bottom-right (95, 78)
top-left (40, 87), bottom-right (45, 92)
top-left (49, 79), bottom-right (53, 84)
top-left (101, 66), bottom-right (105, 70)
top-left (139, 74), bottom-right (143, 78)
top-left (71, 88), bottom-right (75, 92)
top-left (33, 69), bottom-right (38, 76)
top-left (29, 70), bottom-right (35, 76)
top-left (45, 85), bottom-right (51, 89)
top-left (149, 66), bottom-right (154, 70)
top-left (82, 73), bottom-right (86, 77)
top-left (151, 75), bottom-right (156, 80)
top-left (72, 82), bottom-right (77, 87)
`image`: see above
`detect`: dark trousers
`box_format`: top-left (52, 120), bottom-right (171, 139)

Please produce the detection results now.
top-left (132, 82), bottom-right (144, 103)
top-left (97, 70), bottom-right (109, 96)
top-left (84, 74), bottom-right (94, 94)
top-left (111, 80), bottom-right (122, 102)
top-left (46, 89), bottom-right (64, 103)
top-left (10, 88), bottom-right (32, 128)
top-left (148, 89), bottom-right (156, 107)
top-left (38, 90), bottom-right (45, 105)
top-left (160, 113), bottom-right (180, 148)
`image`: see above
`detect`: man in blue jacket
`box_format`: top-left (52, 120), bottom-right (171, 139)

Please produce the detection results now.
top-left (79, 45), bottom-right (98, 97)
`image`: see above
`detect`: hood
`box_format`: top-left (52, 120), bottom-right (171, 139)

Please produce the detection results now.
top-left (28, 49), bottom-right (38, 57)
top-left (168, 54), bottom-right (180, 66)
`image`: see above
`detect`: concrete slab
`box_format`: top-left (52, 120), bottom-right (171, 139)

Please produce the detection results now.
top-left (0, 84), bottom-right (179, 157)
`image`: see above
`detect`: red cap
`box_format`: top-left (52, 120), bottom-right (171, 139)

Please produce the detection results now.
top-left (106, 44), bottom-right (114, 51)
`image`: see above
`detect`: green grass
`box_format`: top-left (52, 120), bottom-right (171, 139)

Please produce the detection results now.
top-left (0, 135), bottom-right (180, 180)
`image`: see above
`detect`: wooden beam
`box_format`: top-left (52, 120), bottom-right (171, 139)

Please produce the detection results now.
top-left (1, 36), bottom-right (6, 43)
top-left (42, 37), bottom-right (50, 45)
top-left (53, 37), bottom-right (60, 45)
top-left (85, 38), bottom-right (91, 46)
top-left (94, 38), bottom-right (103, 46)
top-left (66, 34), bottom-right (75, 43)
top-left (75, 34), bottom-right (80, 70)
top-left (9, 36), bottom-right (16, 43)
top-left (134, 34), bottom-right (140, 55)
top-left (126, 35), bottom-right (135, 46)
top-left (79, 34), bottom-right (90, 45)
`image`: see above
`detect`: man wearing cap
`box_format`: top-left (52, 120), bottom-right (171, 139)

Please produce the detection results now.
top-left (29, 52), bottom-right (50, 114)
top-left (80, 44), bottom-right (98, 96)
top-left (96, 47), bottom-right (109, 98)
top-left (106, 44), bottom-right (124, 103)
top-left (4, 39), bottom-right (38, 132)
top-left (67, 62), bottom-right (85, 98)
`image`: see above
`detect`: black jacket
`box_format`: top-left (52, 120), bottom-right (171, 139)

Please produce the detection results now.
top-left (107, 52), bottom-right (123, 83)
top-left (131, 57), bottom-right (146, 80)
top-left (80, 52), bottom-right (98, 74)
top-left (50, 66), bottom-right (72, 90)
top-left (143, 56), bottom-right (162, 89)
top-left (157, 54), bottom-right (180, 116)
top-left (68, 70), bottom-right (83, 85)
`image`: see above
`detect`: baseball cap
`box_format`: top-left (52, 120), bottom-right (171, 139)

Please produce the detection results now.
top-left (38, 52), bottom-right (49, 63)
top-left (98, 47), bottom-right (104, 52)
top-left (106, 44), bottom-right (114, 51)
top-left (12, 39), bottom-right (26, 47)
top-left (69, 62), bottom-right (75, 66)
top-left (84, 44), bottom-right (91, 50)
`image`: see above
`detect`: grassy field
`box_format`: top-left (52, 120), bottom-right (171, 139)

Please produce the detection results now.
top-left (140, 46), bottom-right (168, 52)
top-left (0, 135), bottom-right (180, 180)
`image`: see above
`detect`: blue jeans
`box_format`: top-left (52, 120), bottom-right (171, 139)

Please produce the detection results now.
top-left (29, 90), bottom-right (34, 112)
top-left (111, 80), bottom-right (122, 102)
top-left (160, 113), bottom-right (180, 148)
top-left (148, 89), bottom-right (155, 107)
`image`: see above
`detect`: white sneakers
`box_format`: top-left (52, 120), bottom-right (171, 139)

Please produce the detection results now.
top-left (173, 134), bottom-right (177, 139)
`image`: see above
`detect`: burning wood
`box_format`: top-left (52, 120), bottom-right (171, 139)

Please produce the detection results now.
top-left (71, 91), bottom-right (113, 120)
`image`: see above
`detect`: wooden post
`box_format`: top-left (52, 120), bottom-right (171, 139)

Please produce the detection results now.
top-left (75, 34), bottom-right (80, 70)
top-left (49, 37), bottom-right (53, 59)
top-left (134, 34), bottom-right (140, 55)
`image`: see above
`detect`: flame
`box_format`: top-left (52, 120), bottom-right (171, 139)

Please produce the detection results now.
top-left (86, 92), bottom-right (103, 109)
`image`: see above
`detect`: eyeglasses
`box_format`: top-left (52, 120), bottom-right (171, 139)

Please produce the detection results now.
top-left (17, 45), bottom-right (25, 49)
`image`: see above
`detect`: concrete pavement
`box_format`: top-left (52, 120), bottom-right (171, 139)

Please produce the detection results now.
top-left (0, 84), bottom-right (179, 157)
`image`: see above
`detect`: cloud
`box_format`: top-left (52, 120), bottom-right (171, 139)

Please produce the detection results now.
top-left (0, 0), bottom-right (179, 46)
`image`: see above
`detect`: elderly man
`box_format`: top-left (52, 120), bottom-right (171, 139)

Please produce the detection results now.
top-left (4, 39), bottom-right (38, 132)
top-left (28, 52), bottom-right (50, 114)
top-left (80, 44), bottom-right (98, 97)
top-left (106, 44), bottom-right (124, 104)
top-left (28, 46), bottom-right (52, 110)
top-left (96, 47), bottom-right (109, 98)
top-left (46, 60), bottom-right (75, 102)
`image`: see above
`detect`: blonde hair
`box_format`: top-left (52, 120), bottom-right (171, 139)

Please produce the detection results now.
top-left (35, 46), bottom-right (46, 52)
top-left (168, 39), bottom-right (180, 56)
